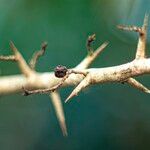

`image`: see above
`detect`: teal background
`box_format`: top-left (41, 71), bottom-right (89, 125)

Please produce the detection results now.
top-left (0, 0), bottom-right (150, 149)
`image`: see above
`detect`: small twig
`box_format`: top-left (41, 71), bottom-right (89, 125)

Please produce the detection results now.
top-left (65, 74), bottom-right (90, 103)
top-left (23, 86), bottom-right (52, 96)
top-left (30, 42), bottom-right (48, 69)
top-left (0, 55), bottom-right (16, 61)
top-left (117, 25), bottom-right (142, 33)
top-left (86, 34), bottom-right (96, 55)
top-left (22, 76), bottom-right (69, 96)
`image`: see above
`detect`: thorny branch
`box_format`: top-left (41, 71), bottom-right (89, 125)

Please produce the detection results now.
top-left (0, 41), bottom-right (67, 136)
top-left (0, 15), bottom-right (150, 135)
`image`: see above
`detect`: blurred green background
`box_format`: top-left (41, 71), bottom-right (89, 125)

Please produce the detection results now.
top-left (0, 0), bottom-right (150, 149)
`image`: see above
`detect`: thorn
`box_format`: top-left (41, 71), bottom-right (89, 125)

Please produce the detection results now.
top-left (60, 120), bottom-right (68, 137)
top-left (65, 92), bottom-right (78, 103)
top-left (65, 75), bottom-right (90, 103)
top-left (30, 42), bottom-right (48, 69)
top-left (146, 90), bottom-right (150, 94)
top-left (9, 41), bottom-right (34, 76)
top-left (142, 13), bottom-right (149, 31)
top-left (126, 78), bottom-right (150, 93)
top-left (50, 92), bottom-right (68, 136)
top-left (93, 42), bottom-right (109, 56)
top-left (76, 42), bottom-right (109, 69)
top-left (9, 41), bottom-right (18, 53)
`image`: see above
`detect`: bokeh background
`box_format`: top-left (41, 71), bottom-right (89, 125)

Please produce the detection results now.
top-left (0, 0), bottom-right (150, 149)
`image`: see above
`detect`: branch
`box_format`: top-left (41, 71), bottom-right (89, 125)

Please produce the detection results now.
top-left (0, 55), bottom-right (16, 61)
top-left (86, 33), bottom-right (96, 55)
top-left (0, 15), bottom-right (149, 101)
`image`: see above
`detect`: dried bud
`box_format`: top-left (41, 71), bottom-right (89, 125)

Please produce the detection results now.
top-left (86, 34), bottom-right (96, 55)
top-left (54, 65), bottom-right (68, 78)
top-left (87, 34), bottom-right (96, 43)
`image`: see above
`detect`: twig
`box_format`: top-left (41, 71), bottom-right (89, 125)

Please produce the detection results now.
top-left (76, 42), bottom-right (109, 69)
top-left (117, 25), bottom-right (142, 33)
top-left (30, 42), bottom-right (48, 69)
top-left (86, 34), bottom-right (96, 55)
top-left (0, 55), bottom-right (16, 61)
top-left (126, 78), bottom-right (150, 93)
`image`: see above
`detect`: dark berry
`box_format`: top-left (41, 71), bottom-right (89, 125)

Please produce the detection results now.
top-left (54, 65), bottom-right (68, 78)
